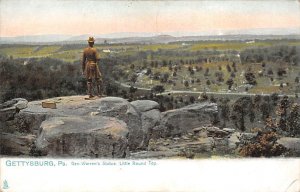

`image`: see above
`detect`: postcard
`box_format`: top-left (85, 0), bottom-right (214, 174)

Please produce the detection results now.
top-left (0, 0), bottom-right (299, 191)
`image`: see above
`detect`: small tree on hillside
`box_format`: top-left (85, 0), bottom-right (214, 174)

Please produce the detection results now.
top-left (288, 103), bottom-right (300, 136)
top-left (226, 78), bottom-right (234, 90)
top-left (184, 80), bottom-right (189, 88)
top-left (151, 85), bottom-right (165, 93)
top-left (245, 72), bottom-right (257, 85)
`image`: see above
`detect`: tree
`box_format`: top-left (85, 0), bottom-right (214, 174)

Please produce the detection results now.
top-left (153, 72), bottom-right (161, 80)
top-left (204, 68), bottom-right (210, 76)
top-left (220, 98), bottom-right (230, 127)
top-left (267, 68), bottom-right (273, 75)
top-left (130, 74), bottom-right (138, 83)
top-left (160, 73), bottom-right (169, 83)
top-left (215, 71), bottom-right (224, 82)
top-left (184, 80), bottom-right (189, 88)
top-left (260, 99), bottom-right (271, 121)
top-left (277, 68), bottom-right (287, 77)
top-left (162, 60), bottom-right (167, 67)
top-left (130, 64), bottom-right (135, 70)
top-left (276, 96), bottom-right (289, 131)
top-left (230, 72), bottom-right (236, 78)
top-left (226, 78), bottom-right (234, 90)
top-left (206, 80), bottom-right (211, 86)
top-left (231, 97), bottom-right (252, 132)
top-left (288, 103), bottom-right (300, 136)
top-left (226, 64), bottom-right (232, 72)
top-left (189, 96), bottom-right (195, 103)
top-left (245, 72), bottom-right (257, 85)
top-left (129, 86), bottom-right (137, 93)
top-left (151, 85), bottom-right (165, 93)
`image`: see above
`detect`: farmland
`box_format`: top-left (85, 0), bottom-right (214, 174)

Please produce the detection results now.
top-left (1, 39), bottom-right (300, 97)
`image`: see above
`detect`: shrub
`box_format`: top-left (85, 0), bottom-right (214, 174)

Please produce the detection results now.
top-left (239, 131), bottom-right (286, 157)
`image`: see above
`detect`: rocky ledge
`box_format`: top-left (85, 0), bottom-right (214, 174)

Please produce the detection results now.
top-left (1, 96), bottom-right (299, 158)
top-left (0, 96), bottom-right (217, 158)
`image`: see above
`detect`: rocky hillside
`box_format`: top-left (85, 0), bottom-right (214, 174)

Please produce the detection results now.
top-left (0, 96), bottom-right (299, 158)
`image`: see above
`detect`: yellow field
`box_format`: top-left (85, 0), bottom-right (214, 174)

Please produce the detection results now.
top-left (140, 44), bottom-right (182, 51)
top-left (190, 42), bottom-right (276, 51)
top-left (0, 46), bottom-right (37, 58)
top-left (35, 46), bottom-right (61, 55)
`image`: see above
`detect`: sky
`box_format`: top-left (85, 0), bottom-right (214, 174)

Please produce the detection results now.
top-left (1, 0), bottom-right (300, 37)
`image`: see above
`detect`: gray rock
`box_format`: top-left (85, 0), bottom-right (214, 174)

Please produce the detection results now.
top-left (0, 98), bottom-right (28, 121)
top-left (277, 137), bottom-right (300, 156)
top-left (0, 133), bottom-right (36, 155)
top-left (172, 138), bottom-right (214, 153)
top-left (156, 102), bottom-right (218, 137)
top-left (239, 132), bottom-right (257, 141)
top-left (213, 138), bottom-right (229, 153)
top-left (130, 100), bottom-right (159, 112)
top-left (97, 97), bottom-right (144, 150)
top-left (140, 109), bottom-right (161, 149)
top-left (223, 128), bottom-right (236, 133)
top-left (204, 126), bottom-right (229, 137)
top-left (9, 112), bottom-right (47, 134)
top-left (228, 132), bottom-right (241, 150)
top-left (129, 150), bottom-right (181, 159)
top-left (14, 98), bottom-right (28, 110)
top-left (36, 116), bottom-right (129, 158)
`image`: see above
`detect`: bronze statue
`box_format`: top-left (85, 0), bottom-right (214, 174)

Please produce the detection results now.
top-left (82, 37), bottom-right (103, 98)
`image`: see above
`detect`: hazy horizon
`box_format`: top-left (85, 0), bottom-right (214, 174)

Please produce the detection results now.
top-left (1, 0), bottom-right (300, 38)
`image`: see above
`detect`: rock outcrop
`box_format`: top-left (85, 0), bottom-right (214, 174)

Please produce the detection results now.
top-left (0, 132), bottom-right (36, 156)
top-left (277, 137), bottom-right (300, 156)
top-left (0, 96), bottom-right (154, 157)
top-left (3, 96), bottom-right (297, 158)
top-left (132, 126), bottom-right (237, 159)
top-left (131, 100), bottom-right (161, 149)
top-left (130, 100), bottom-right (159, 112)
top-left (36, 116), bottom-right (129, 158)
top-left (96, 97), bottom-right (144, 150)
top-left (153, 102), bottom-right (218, 137)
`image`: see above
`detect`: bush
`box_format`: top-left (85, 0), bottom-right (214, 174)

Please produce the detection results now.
top-left (239, 131), bottom-right (286, 157)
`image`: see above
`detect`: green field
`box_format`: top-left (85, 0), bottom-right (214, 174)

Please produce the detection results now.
top-left (1, 39), bottom-right (300, 94)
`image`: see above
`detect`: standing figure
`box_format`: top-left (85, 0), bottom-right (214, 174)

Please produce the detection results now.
top-left (82, 37), bottom-right (102, 98)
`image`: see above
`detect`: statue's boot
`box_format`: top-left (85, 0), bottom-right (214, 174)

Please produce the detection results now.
top-left (97, 85), bottom-right (102, 97)
top-left (87, 83), bottom-right (94, 98)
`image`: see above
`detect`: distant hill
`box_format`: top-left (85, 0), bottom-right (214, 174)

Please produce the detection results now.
top-left (0, 34), bottom-right (72, 43)
top-left (1, 29), bottom-right (300, 45)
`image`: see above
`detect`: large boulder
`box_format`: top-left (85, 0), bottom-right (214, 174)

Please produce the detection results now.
top-left (131, 100), bottom-right (161, 149)
top-left (277, 137), bottom-right (300, 156)
top-left (96, 97), bottom-right (144, 150)
top-left (140, 109), bottom-right (161, 149)
top-left (35, 116), bottom-right (129, 158)
top-left (130, 100), bottom-right (159, 112)
top-left (0, 133), bottom-right (36, 156)
top-left (153, 102), bottom-right (218, 137)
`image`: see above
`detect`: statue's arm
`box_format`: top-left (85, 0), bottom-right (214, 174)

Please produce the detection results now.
top-left (82, 51), bottom-right (86, 73)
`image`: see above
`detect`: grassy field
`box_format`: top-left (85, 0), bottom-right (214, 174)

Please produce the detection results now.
top-left (1, 39), bottom-right (300, 94)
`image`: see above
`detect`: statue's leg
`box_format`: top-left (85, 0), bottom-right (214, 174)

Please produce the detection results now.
top-left (96, 78), bottom-right (102, 97)
top-left (87, 79), bottom-right (94, 98)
